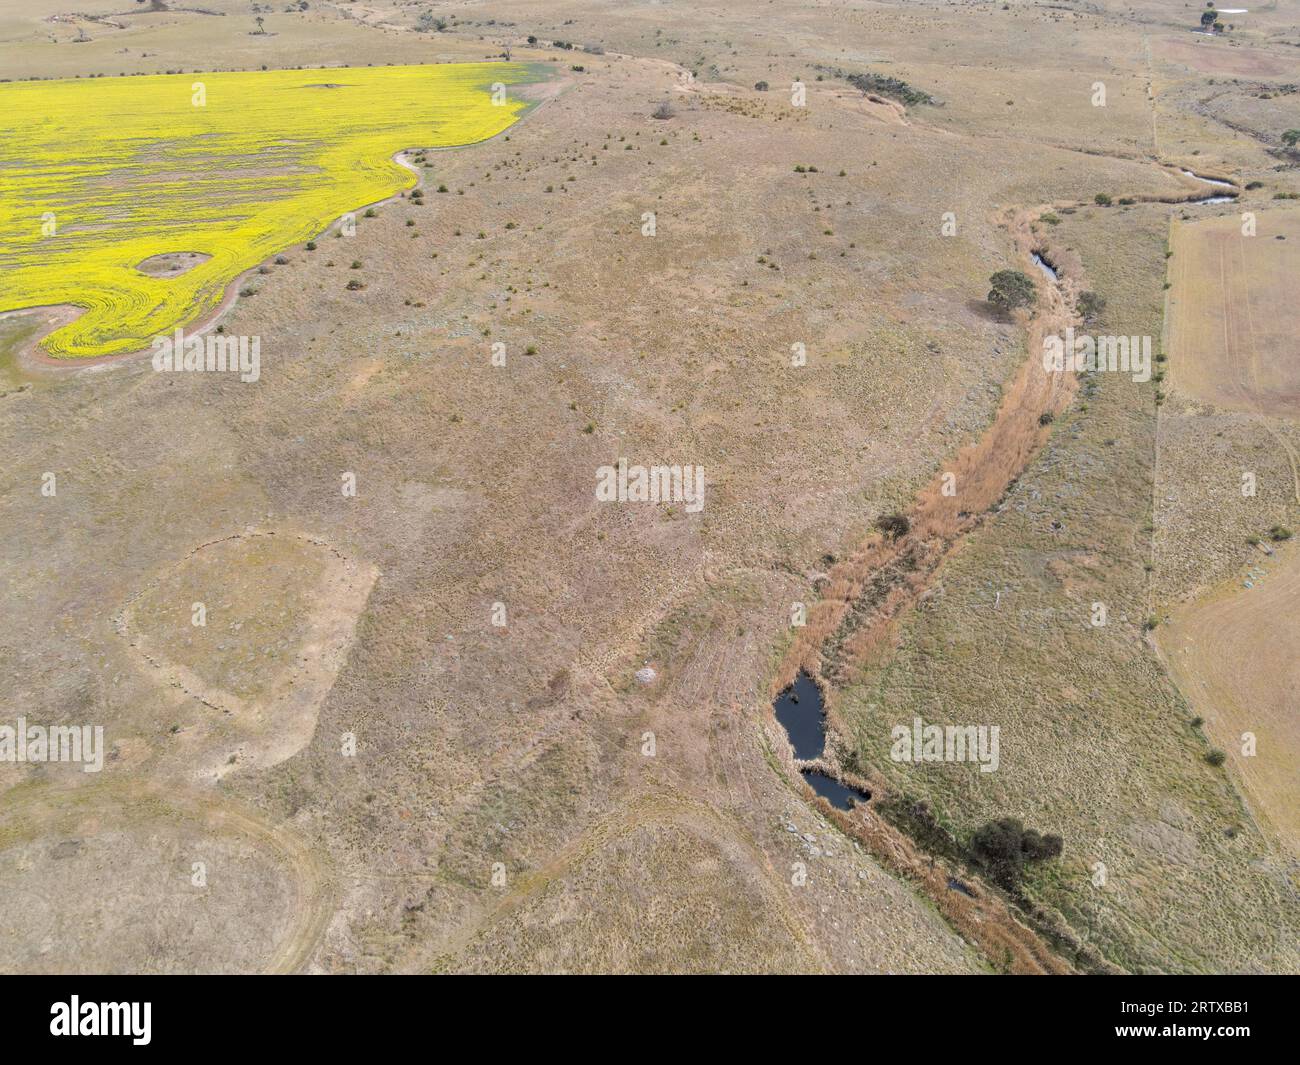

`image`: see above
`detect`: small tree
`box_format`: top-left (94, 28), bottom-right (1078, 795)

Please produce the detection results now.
top-left (970, 817), bottom-right (1064, 891)
top-left (987, 269), bottom-right (1035, 313)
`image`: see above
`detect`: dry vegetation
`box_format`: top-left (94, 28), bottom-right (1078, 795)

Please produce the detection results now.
top-left (1, 0), bottom-right (1297, 974)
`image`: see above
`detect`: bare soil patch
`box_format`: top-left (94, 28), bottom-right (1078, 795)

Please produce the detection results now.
top-left (116, 530), bottom-right (377, 780)
top-left (136, 251), bottom-right (211, 276)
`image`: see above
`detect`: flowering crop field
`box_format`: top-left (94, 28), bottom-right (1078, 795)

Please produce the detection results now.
top-left (0, 63), bottom-right (537, 358)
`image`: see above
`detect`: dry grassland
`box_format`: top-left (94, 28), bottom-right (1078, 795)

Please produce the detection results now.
top-left (0, 0), bottom-right (1296, 974)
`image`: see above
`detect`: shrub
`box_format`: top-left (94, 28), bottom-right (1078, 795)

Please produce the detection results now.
top-left (1094, 192), bottom-right (1113, 206)
top-left (1205, 749), bottom-right (1227, 767)
top-left (1269, 525), bottom-right (1293, 541)
top-left (651, 99), bottom-right (675, 120)
top-left (875, 512), bottom-right (910, 539)
top-left (1038, 411), bottom-right (1055, 426)
top-left (1077, 290), bottom-right (1106, 323)
top-left (754, 80), bottom-right (769, 91)
top-left (829, 67), bottom-right (934, 106)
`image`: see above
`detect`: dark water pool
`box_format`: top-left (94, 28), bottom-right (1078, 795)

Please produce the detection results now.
top-left (773, 671), bottom-right (825, 759)
top-left (800, 769), bottom-right (871, 810)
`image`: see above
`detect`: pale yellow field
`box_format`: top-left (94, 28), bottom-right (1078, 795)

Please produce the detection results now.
top-left (0, 63), bottom-right (540, 357)
top-left (1158, 541), bottom-right (1300, 856)
top-left (1167, 209), bottom-right (1300, 419)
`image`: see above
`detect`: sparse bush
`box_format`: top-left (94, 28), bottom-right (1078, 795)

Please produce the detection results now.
top-left (651, 99), bottom-right (675, 120)
top-left (1269, 525), bottom-right (1293, 541)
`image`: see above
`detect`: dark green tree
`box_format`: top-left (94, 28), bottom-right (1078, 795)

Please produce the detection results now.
top-left (970, 817), bottom-right (1064, 890)
top-left (987, 269), bottom-right (1036, 313)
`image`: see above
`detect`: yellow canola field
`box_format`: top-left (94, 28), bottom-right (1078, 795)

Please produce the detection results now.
top-left (0, 63), bottom-right (535, 358)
